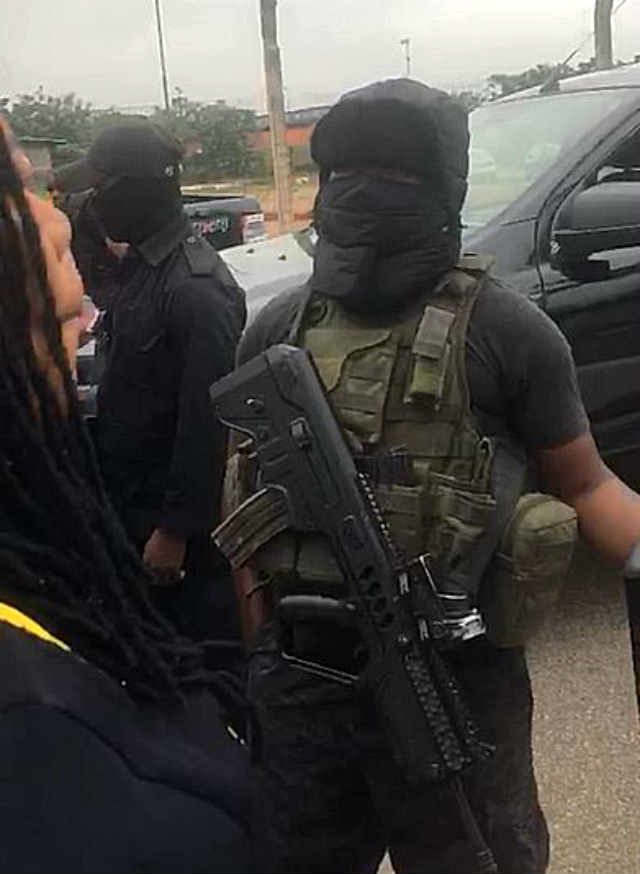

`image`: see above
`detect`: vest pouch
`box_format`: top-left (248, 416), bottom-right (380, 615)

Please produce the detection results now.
top-left (376, 483), bottom-right (426, 557)
top-left (405, 306), bottom-right (455, 405)
top-left (425, 475), bottom-right (497, 580)
top-left (481, 494), bottom-right (577, 648)
top-left (304, 326), bottom-right (394, 444)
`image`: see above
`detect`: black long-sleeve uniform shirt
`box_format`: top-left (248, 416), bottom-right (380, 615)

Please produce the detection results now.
top-left (0, 620), bottom-right (250, 874)
top-left (95, 213), bottom-right (246, 540)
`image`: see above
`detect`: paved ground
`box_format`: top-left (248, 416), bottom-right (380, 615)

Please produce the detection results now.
top-left (528, 544), bottom-right (640, 874)
top-left (378, 545), bottom-right (640, 874)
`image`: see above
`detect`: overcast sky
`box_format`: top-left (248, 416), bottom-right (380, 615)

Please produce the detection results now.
top-left (1, 0), bottom-right (639, 111)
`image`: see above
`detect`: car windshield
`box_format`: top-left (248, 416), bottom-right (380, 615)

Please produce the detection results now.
top-left (462, 90), bottom-right (634, 231)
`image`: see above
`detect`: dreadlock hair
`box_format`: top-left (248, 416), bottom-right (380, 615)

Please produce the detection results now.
top-left (0, 126), bottom-right (237, 705)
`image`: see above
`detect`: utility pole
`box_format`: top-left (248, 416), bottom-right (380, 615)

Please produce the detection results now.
top-left (594, 0), bottom-right (614, 70)
top-left (259, 0), bottom-right (292, 232)
top-left (400, 37), bottom-right (411, 77)
top-left (153, 0), bottom-right (171, 111)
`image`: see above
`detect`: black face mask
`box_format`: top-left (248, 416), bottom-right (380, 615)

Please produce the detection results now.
top-left (90, 176), bottom-right (182, 245)
top-left (312, 173), bottom-right (461, 314)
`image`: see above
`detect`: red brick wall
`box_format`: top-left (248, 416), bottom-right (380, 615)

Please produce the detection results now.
top-left (248, 123), bottom-right (314, 151)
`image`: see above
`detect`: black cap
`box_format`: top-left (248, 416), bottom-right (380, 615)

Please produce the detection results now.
top-left (88, 120), bottom-right (183, 179)
top-left (55, 120), bottom-right (184, 193)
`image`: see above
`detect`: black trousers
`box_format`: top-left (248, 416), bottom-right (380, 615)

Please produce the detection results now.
top-left (91, 433), bottom-right (241, 648)
top-left (249, 627), bottom-right (549, 874)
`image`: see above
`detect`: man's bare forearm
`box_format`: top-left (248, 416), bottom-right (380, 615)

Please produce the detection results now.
top-left (536, 433), bottom-right (640, 566)
top-left (572, 475), bottom-right (640, 565)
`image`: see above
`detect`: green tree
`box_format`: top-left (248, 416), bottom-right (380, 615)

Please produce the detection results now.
top-left (152, 91), bottom-right (259, 181)
top-left (451, 90), bottom-right (485, 111)
top-left (487, 64), bottom-right (556, 99)
top-left (91, 109), bottom-right (144, 135)
top-left (487, 59), bottom-right (600, 100)
top-left (4, 88), bottom-right (93, 152)
top-left (1, 86), bottom-right (258, 180)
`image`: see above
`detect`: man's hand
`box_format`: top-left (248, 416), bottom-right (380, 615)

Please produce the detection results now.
top-left (143, 529), bottom-right (187, 585)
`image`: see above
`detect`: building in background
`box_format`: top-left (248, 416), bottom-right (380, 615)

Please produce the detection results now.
top-left (20, 136), bottom-right (66, 191)
top-left (248, 105), bottom-right (329, 171)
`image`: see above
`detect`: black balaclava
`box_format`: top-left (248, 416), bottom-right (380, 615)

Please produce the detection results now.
top-left (84, 120), bottom-right (184, 246)
top-left (91, 175), bottom-right (182, 246)
top-left (310, 79), bottom-right (470, 314)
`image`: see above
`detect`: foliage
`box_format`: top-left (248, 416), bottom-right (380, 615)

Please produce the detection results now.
top-left (1, 86), bottom-right (259, 181)
top-left (451, 57), bottom-right (636, 110)
top-left (487, 59), bottom-right (598, 99)
top-left (2, 55), bottom-right (636, 181)
top-left (1, 88), bottom-right (93, 163)
top-left (451, 90), bottom-right (485, 112)
top-left (151, 90), bottom-right (260, 181)
top-left (91, 109), bottom-right (144, 135)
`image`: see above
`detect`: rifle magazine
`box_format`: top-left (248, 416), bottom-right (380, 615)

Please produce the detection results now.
top-left (213, 487), bottom-right (290, 570)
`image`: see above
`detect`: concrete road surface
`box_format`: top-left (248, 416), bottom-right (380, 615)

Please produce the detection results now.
top-left (378, 544), bottom-right (640, 874)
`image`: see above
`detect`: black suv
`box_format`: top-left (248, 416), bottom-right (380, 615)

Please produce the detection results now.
top-left (182, 193), bottom-right (267, 250)
top-left (221, 63), bottom-right (640, 489)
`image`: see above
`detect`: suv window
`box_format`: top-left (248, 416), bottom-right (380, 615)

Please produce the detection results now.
top-left (597, 127), bottom-right (640, 184)
top-left (462, 90), bottom-right (634, 233)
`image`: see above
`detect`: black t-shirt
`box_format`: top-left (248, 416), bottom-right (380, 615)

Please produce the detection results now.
top-left (238, 278), bottom-right (589, 453)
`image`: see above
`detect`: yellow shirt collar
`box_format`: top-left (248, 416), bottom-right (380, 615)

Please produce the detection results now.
top-left (0, 602), bottom-right (69, 651)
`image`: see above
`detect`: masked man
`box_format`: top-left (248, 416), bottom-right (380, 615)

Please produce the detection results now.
top-left (230, 80), bottom-right (640, 874)
top-left (83, 121), bottom-right (246, 642)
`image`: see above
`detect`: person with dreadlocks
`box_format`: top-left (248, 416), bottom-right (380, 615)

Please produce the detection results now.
top-left (0, 120), bottom-right (250, 874)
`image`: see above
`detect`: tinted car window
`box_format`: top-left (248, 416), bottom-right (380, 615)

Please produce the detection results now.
top-left (463, 90), bottom-right (634, 230)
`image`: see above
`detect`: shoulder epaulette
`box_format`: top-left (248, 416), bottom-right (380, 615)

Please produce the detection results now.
top-left (182, 234), bottom-right (219, 277)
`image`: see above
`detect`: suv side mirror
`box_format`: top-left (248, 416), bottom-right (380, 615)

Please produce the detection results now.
top-left (551, 181), bottom-right (640, 280)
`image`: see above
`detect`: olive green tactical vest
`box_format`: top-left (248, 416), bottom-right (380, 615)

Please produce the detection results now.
top-left (253, 255), bottom-right (508, 601)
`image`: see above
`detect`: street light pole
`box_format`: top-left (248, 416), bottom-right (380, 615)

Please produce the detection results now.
top-left (594, 0), bottom-right (614, 70)
top-left (400, 38), bottom-right (411, 77)
top-left (153, 0), bottom-right (171, 112)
